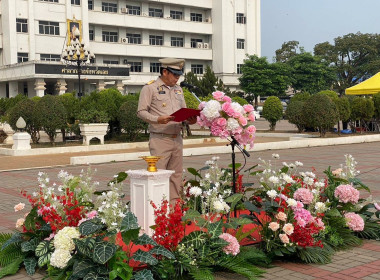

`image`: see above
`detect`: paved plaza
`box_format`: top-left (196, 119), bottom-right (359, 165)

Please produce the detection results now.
top-left (0, 139), bottom-right (380, 279)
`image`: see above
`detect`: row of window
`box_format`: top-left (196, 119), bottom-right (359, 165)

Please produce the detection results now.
top-left (17, 53), bottom-right (61, 63)
top-left (39, 0), bottom-right (80, 4)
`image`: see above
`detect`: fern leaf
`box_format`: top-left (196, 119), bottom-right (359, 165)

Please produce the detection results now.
top-left (0, 256), bottom-right (24, 279)
top-left (296, 246), bottom-right (332, 264)
top-left (188, 267), bottom-right (214, 280)
top-left (217, 256), bottom-right (264, 280)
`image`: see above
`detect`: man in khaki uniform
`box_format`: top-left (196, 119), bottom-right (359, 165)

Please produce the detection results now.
top-left (137, 58), bottom-right (197, 202)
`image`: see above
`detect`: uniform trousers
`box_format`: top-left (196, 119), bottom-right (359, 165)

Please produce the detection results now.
top-left (149, 133), bottom-right (183, 202)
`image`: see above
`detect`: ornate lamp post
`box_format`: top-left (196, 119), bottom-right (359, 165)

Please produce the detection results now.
top-left (61, 27), bottom-right (95, 98)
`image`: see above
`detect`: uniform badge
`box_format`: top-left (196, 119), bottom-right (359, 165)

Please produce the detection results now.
top-left (158, 86), bottom-right (166, 94)
top-left (175, 90), bottom-right (182, 95)
top-left (162, 103), bottom-right (167, 107)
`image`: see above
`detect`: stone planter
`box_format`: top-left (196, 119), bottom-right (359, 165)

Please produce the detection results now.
top-left (79, 123), bottom-right (109, 145)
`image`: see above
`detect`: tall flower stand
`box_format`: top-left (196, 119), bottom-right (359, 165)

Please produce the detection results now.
top-left (12, 132), bottom-right (31, 150)
top-left (126, 169), bottom-right (174, 236)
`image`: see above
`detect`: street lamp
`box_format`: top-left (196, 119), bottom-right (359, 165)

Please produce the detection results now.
top-left (61, 28), bottom-right (95, 98)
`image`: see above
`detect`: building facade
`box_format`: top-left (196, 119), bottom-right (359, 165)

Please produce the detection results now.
top-left (0, 0), bottom-right (261, 97)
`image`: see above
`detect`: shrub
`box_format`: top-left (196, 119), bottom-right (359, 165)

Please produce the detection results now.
top-left (303, 94), bottom-right (339, 137)
top-left (373, 93), bottom-right (380, 119)
top-left (291, 92), bottom-right (311, 103)
top-left (183, 88), bottom-right (200, 109)
top-left (350, 97), bottom-right (374, 122)
top-left (317, 90), bottom-right (339, 101)
top-left (78, 109), bottom-right (110, 124)
top-left (119, 99), bottom-right (147, 141)
top-left (7, 99), bottom-right (42, 143)
top-left (285, 100), bottom-right (307, 132)
top-left (231, 96), bottom-right (249, 106)
top-left (39, 95), bottom-right (67, 144)
top-left (262, 96), bottom-right (283, 131)
top-left (58, 92), bottom-right (80, 124)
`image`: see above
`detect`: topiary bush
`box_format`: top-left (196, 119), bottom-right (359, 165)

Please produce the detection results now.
top-left (78, 109), bottom-right (110, 124)
top-left (262, 96), bottom-right (283, 131)
top-left (285, 100), bottom-right (307, 132)
top-left (302, 94), bottom-right (339, 137)
top-left (231, 96), bottom-right (249, 106)
top-left (119, 98), bottom-right (147, 141)
top-left (38, 95), bottom-right (67, 144)
top-left (349, 97), bottom-right (374, 132)
top-left (7, 99), bottom-right (42, 143)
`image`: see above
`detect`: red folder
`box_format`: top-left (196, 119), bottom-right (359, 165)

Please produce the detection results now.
top-left (170, 108), bottom-right (201, 122)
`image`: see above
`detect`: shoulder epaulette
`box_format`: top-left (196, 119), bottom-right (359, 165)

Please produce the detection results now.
top-left (146, 80), bottom-right (155, 85)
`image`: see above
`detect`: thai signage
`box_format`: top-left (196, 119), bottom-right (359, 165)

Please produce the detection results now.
top-left (35, 64), bottom-right (129, 77)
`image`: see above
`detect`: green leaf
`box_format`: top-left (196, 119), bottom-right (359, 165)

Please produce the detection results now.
top-left (108, 171), bottom-right (128, 186)
top-left (280, 166), bottom-right (289, 174)
top-left (187, 167), bottom-right (202, 178)
top-left (121, 228), bottom-right (140, 245)
top-left (149, 246), bottom-right (175, 259)
top-left (35, 240), bottom-right (52, 257)
top-left (243, 201), bottom-right (261, 213)
top-left (93, 241), bottom-right (117, 264)
top-left (134, 234), bottom-right (157, 246)
top-left (207, 220), bottom-right (223, 238)
top-left (74, 237), bottom-right (96, 258)
top-left (79, 219), bottom-right (104, 236)
top-left (132, 250), bottom-right (158, 265)
top-left (180, 231), bottom-right (207, 249)
top-left (326, 208), bottom-right (342, 217)
top-left (72, 260), bottom-right (97, 278)
top-left (37, 252), bottom-right (51, 267)
top-left (134, 269), bottom-right (154, 280)
top-left (349, 178), bottom-right (370, 192)
top-left (24, 257), bottom-right (37, 275)
top-left (120, 212), bottom-right (139, 232)
top-left (182, 209), bottom-right (201, 221)
top-left (0, 256), bottom-right (24, 278)
top-left (21, 238), bottom-right (39, 253)
top-left (24, 207), bottom-right (38, 231)
top-left (84, 272), bottom-right (109, 280)
top-left (228, 162), bottom-right (242, 169)
top-left (1, 233), bottom-right (23, 250)
top-left (225, 193), bottom-right (243, 211)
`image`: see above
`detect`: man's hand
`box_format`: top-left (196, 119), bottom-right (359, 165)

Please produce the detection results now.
top-left (187, 116), bottom-right (198, 125)
top-left (157, 115), bottom-right (175, 124)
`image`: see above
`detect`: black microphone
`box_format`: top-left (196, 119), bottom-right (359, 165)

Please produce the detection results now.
top-left (180, 81), bottom-right (197, 89)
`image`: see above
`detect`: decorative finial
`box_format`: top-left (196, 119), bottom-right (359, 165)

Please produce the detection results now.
top-left (16, 116), bottom-right (26, 131)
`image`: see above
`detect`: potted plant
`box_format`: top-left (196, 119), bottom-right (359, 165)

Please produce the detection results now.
top-left (78, 109), bottom-right (110, 145)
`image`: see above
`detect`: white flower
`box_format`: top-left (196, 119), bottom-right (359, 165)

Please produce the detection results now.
top-left (226, 118), bottom-right (240, 131)
top-left (213, 200), bottom-right (228, 213)
top-left (315, 202), bottom-right (327, 213)
top-left (50, 249), bottom-right (72, 269)
top-left (304, 177), bottom-right (314, 185)
top-left (305, 172), bottom-right (316, 178)
top-left (286, 198), bottom-right (297, 207)
top-left (315, 181), bottom-right (325, 188)
top-left (282, 174), bottom-right (294, 184)
top-left (189, 186), bottom-right (202, 197)
top-left (267, 190), bottom-right (277, 199)
top-left (230, 102), bottom-right (245, 115)
top-left (53, 227), bottom-right (80, 251)
top-left (289, 163), bottom-right (296, 169)
top-left (295, 161), bottom-right (303, 167)
top-left (268, 176), bottom-right (280, 184)
top-left (272, 153), bottom-right (280, 159)
top-left (203, 100), bottom-right (221, 119)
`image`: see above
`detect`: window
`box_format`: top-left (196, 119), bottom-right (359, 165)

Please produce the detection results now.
top-left (171, 37), bottom-right (183, 47)
top-left (149, 35), bottom-right (163, 46)
top-left (150, 62), bottom-right (161, 73)
top-left (126, 33), bottom-right (141, 44)
top-left (126, 5), bottom-right (140, 15)
top-left (89, 29), bottom-right (94, 41)
top-left (237, 38), bottom-right (245, 49)
top-left (170, 10), bottom-right (182, 20)
top-left (103, 60), bottom-right (119, 64)
top-left (236, 13), bottom-right (246, 24)
top-left (40, 54), bottom-right (61, 61)
top-left (71, 0), bottom-right (80, 5)
top-left (39, 0), bottom-right (58, 2)
top-left (237, 64), bottom-right (243, 74)
top-left (39, 21), bottom-right (60, 35)
top-left (129, 62), bottom-right (142, 72)
top-left (191, 64), bottom-right (203, 74)
top-left (17, 53), bottom-right (29, 63)
top-left (16, 18), bottom-right (28, 33)
top-left (191, 38), bottom-right (203, 48)
top-left (88, 0), bottom-right (93, 9)
top-left (102, 31), bottom-right (118, 42)
top-left (190, 13), bottom-right (203, 22)
top-left (102, 2), bottom-right (117, 13)
top-left (149, 8), bottom-right (163, 18)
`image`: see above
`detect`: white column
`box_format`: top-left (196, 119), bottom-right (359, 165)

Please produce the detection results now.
top-left (126, 169), bottom-right (174, 236)
top-left (57, 79), bottom-right (68, 95)
top-left (34, 79), bottom-right (46, 97)
top-left (8, 82), bottom-right (19, 97)
top-left (116, 80), bottom-right (124, 93)
top-left (97, 80), bottom-right (105, 91)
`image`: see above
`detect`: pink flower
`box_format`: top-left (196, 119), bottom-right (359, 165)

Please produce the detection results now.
top-left (374, 203), bottom-right (380, 211)
top-left (314, 218), bottom-right (325, 230)
top-left (222, 96), bottom-right (232, 103)
top-left (293, 208), bottom-right (313, 228)
top-left (238, 116), bottom-right (248, 126)
top-left (268, 222), bottom-right (280, 231)
top-left (344, 212), bottom-right (364, 231)
top-left (16, 218), bottom-right (25, 228)
top-left (221, 102), bottom-right (235, 117)
top-left (334, 184), bottom-right (360, 204)
top-left (248, 112), bottom-right (255, 122)
top-left (198, 101), bottom-right (206, 110)
top-left (282, 223), bottom-right (294, 235)
top-left (14, 203), bottom-right (25, 212)
top-left (275, 212), bottom-right (287, 222)
top-left (44, 233), bottom-right (56, 241)
top-left (332, 168), bottom-right (343, 176)
top-left (293, 188), bottom-right (314, 204)
top-left (279, 234), bottom-right (290, 244)
top-left (86, 210), bottom-right (98, 219)
top-left (215, 117), bottom-right (227, 127)
top-left (243, 104), bottom-right (254, 113)
top-left (212, 91), bottom-right (225, 101)
top-left (219, 233), bottom-right (240, 255)
top-left (246, 125), bottom-right (256, 134)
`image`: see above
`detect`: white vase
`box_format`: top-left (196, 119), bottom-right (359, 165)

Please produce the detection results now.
top-left (79, 123), bottom-right (109, 145)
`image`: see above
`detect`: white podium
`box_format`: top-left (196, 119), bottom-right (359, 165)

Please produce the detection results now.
top-left (127, 169), bottom-right (174, 236)
top-left (12, 132), bottom-right (31, 150)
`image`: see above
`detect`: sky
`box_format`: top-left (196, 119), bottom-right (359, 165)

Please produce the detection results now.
top-left (261, 0), bottom-right (380, 61)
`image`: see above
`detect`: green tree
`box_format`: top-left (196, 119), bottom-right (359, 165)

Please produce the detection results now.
top-left (275, 40), bottom-right (302, 63)
top-left (262, 96), bottom-right (283, 131)
top-left (287, 53), bottom-right (335, 94)
top-left (373, 93), bottom-right (380, 120)
top-left (239, 55), bottom-right (291, 106)
top-left (303, 94), bottom-right (339, 137)
top-left (285, 101), bottom-right (307, 133)
top-left (349, 97), bottom-right (375, 133)
top-left (314, 32), bottom-right (380, 95)
top-left (118, 98), bottom-right (146, 141)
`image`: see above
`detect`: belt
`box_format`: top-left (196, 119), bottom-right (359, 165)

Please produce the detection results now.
top-left (151, 132), bottom-right (181, 138)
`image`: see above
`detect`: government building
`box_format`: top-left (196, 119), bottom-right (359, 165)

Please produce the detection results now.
top-left (0, 0), bottom-right (261, 97)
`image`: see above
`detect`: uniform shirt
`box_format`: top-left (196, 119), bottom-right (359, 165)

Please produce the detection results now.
top-left (137, 77), bottom-right (186, 134)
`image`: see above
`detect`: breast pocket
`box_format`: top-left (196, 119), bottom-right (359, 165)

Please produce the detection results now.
top-left (175, 94), bottom-right (184, 106)
top-left (155, 93), bottom-right (169, 101)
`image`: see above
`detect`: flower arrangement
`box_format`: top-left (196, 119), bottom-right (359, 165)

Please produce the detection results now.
top-left (197, 91), bottom-right (257, 147)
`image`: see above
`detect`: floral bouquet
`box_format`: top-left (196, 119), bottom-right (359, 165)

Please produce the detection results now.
top-left (197, 91), bottom-right (257, 147)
